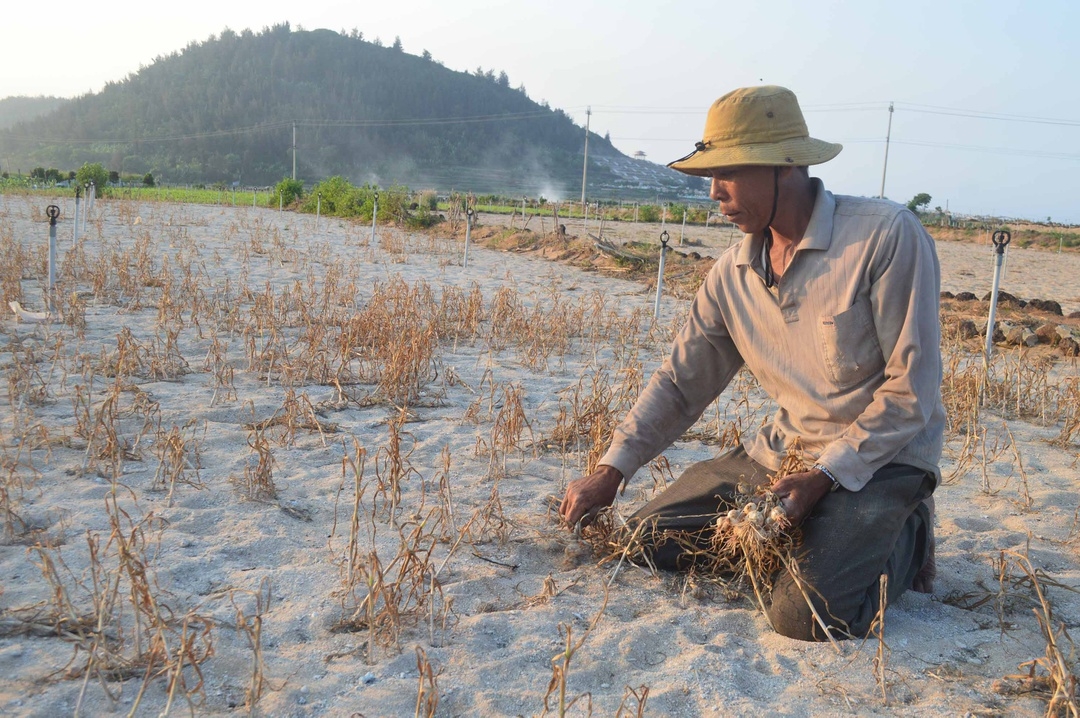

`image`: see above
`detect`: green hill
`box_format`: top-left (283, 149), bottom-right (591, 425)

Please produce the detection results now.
top-left (0, 25), bottom-right (702, 198)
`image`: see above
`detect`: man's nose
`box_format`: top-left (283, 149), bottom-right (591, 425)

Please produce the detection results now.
top-left (710, 177), bottom-right (727, 202)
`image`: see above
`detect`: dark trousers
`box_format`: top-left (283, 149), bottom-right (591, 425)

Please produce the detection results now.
top-left (629, 447), bottom-right (934, 641)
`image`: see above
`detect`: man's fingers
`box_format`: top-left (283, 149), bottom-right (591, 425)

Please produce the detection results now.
top-left (564, 503), bottom-right (584, 529)
top-left (578, 505), bottom-right (601, 529)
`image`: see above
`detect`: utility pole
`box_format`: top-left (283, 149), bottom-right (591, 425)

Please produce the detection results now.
top-left (292, 123), bottom-right (297, 181)
top-left (879, 102), bottom-right (893, 199)
top-left (580, 106), bottom-right (591, 211)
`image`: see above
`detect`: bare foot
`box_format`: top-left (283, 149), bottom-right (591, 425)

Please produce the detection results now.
top-left (912, 496), bottom-right (936, 593)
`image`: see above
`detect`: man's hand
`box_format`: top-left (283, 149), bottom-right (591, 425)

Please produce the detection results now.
top-left (559, 465), bottom-right (624, 529)
top-left (770, 468), bottom-right (834, 526)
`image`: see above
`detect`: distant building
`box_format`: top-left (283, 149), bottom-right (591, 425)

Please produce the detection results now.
top-left (633, 150), bottom-right (647, 159)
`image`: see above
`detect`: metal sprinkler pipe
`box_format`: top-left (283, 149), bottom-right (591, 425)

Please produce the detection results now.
top-left (316, 192), bottom-right (322, 231)
top-left (73, 185), bottom-right (81, 242)
top-left (654, 230), bottom-right (670, 320)
top-left (83, 184), bottom-right (91, 235)
top-left (46, 205), bottom-right (59, 311)
top-left (983, 229), bottom-right (1011, 368)
top-left (370, 191), bottom-right (379, 247)
top-left (463, 207), bottom-right (474, 268)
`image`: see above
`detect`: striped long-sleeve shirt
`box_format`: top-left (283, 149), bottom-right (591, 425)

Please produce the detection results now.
top-left (599, 179), bottom-right (945, 492)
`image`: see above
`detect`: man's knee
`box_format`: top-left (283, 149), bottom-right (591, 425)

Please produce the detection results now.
top-left (765, 577), bottom-right (862, 642)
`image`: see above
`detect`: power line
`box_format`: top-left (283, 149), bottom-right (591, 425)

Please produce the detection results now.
top-left (890, 138), bottom-right (1080, 161)
top-left (894, 102), bottom-right (1080, 127)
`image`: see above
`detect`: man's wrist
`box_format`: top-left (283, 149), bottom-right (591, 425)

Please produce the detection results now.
top-left (812, 463), bottom-right (842, 492)
top-left (597, 464), bottom-right (624, 478)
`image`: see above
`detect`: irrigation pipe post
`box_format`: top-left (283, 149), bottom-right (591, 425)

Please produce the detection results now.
top-left (46, 205), bottom-right (59, 311)
top-left (370, 191), bottom-right (379, 247)
top-left (83, 184), bottom-right (91, 235)
top-left (316, 192), bottom-right (322, 231)
top-left (73, 185), bottom-right (81, 242)
top-left (583, 200), bottom-right (588, 237)
top-left (463, 207), bottom-right (474, 269)
top-left (654, 230), bottom-right (670, 321)
top-left (279, 189), bottom-right (283, 213)
top-left (983, 229), bottom-right (1011, 368)
top-left (680, 209), bottom-right (687, 246)
top-left (252, 188), bottom-right (257, 208)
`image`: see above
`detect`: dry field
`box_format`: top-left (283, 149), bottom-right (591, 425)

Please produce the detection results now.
top-left (0, 194), bottom-right (1078, 717)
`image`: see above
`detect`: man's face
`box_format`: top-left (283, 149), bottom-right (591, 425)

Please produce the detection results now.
top-left (708, 165), bottom-right (777, 234)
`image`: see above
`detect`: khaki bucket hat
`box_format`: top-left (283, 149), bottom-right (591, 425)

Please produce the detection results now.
top-left (668, 86), bottom-right (842, 176)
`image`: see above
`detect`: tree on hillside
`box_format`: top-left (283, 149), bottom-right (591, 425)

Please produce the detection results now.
top-left (906, 192), bottom-right (932, 212)
top-left (392, 36), bottom-right (403, 52)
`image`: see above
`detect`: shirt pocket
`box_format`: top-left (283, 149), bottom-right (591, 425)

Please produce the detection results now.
top-left (818, 299), bottom-right (884, 389)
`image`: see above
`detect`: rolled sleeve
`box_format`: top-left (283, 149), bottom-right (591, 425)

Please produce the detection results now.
top-left (599, 263), bottom-right (745, 481)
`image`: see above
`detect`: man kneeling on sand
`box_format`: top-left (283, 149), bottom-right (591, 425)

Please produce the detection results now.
top-left (558, 85), bottom-right (943, 642)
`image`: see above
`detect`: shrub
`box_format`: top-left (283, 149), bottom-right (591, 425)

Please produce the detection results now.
top-left (275, 177), bottom-right (304, 206)
top-left (638, 204), bottom-right (660, 223)
top-left (75, 162), bottom-right (110, 196)
top-left (303, 176), bottom-right (365, 216)
top-left (419, 190), bottom-right (438, 211)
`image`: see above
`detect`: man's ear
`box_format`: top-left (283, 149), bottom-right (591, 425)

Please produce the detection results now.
top-left (778, 165), bottom-right (811, 188)
top-left (778, 165), bottom-right (807, 180)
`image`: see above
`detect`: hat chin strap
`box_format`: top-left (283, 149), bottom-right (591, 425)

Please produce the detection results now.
top-left (763, 167), bottom-right (781, 288)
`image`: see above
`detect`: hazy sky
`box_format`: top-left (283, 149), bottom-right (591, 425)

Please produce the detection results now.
top-left (3, 0), bottom-right (1078, 222)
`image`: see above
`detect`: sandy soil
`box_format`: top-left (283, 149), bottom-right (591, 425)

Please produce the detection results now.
top-left (0, 195), bottom-right (1077, 717)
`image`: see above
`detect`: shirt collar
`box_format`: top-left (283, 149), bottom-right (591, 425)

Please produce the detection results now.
top-left (735, 178), bottom-right (836, 268)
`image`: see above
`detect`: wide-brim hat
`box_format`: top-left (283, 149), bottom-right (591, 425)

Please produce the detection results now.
top-left (668, 86), bottom-right (842, 176)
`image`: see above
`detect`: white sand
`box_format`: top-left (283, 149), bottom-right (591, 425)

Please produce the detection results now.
top-left (0, 195), bottom-right (1077, 717)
